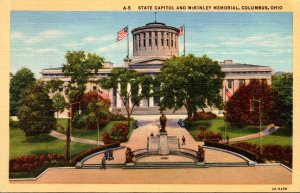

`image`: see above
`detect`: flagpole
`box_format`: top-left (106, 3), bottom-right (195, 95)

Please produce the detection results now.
top-left (127, 26), bottom-right (129, 58)
top-left (183, 24), bottom-right (186, 56)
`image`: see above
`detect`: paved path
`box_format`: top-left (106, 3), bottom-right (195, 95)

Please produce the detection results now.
top-left (49, 115), bottom-right (278, 145)
top-left (10, 165), bottom-right (291, 184)
top-left (84, 115), bottom-right (246, 164)
top-left (229, 126), bottom-right (279, 143)
top-left (49, 130), bottom-right (104, 145)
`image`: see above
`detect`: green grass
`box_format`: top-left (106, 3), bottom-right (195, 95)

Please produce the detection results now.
top-left (10, 127), bottom-right (96, 159)
top-left (189, 118), bottom-right (265, 140)
top-left (56, 118), bottom-right (133, 141)
top-left (244, 127), bottom-right (292, 146)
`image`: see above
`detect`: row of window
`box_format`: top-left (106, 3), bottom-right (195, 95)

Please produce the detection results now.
top-left (227, 79), bottom-right (268, 89)
top-left (133, 31), bottom-right (177, 49)
top-left (225, 71), bottom-right (271, 75)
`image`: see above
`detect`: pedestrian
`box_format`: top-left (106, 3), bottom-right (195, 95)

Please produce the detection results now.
top-left (182, 135), bottom-right (186, 145)
top-left (109, 149), bottom-right (114, 160)
top-left (226, 135), bottom-right (229, 144)
top-left (104, 150), bottom-right (109, 160)
top-left (101, 156), bottom-right (106, 170)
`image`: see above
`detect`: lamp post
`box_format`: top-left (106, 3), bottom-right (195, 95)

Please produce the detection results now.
top-left (66, 101), bottom-right (81, 162)
top-left (250, 98), bottom-right (262, 155)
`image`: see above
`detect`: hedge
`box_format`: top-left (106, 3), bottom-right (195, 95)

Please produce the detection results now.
top-left (71, 142), bottom-right (120, 165)
top-left (204, 141), bottom-right (265, 163)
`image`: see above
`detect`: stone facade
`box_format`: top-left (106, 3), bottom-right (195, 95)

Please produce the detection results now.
top-left (40, 22), bottom-right (272, 116)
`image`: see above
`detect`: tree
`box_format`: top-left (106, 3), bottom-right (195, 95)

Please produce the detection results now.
top-left (62, 51), bottom-right (104, 160)
top-left (10, 68), bottom-right (36, 116)
top-left (86, 99), bottom-right (110, 145)
top-left (225, 80), bottom-right (278, 126)
top-left (158, 54), bottom-right (225, 122)
top-left (52, 93), bottom-right (67, 119)
top-left (272, 73), bottom-right (293, 126)
top-left (45, 79), bottom-right (64, 94)
top-left (17, 81), bottom-right (55, 137)
top-left (99, 68), bottom-right (152, 127)
top-left (62, 51), bottom-right (104, 103)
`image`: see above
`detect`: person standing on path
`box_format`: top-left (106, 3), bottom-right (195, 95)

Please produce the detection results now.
top-left (101, 156), bottom-right (106, 170)
top-left (182, 135), bottom-right (186, 145)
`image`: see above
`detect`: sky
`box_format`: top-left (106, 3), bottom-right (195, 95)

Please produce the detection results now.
top-left (11, 12), bottom-right (292, 78)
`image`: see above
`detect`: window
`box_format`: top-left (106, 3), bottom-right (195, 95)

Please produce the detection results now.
top-left (261, 79), bottom-right (267, 84)
top-left (171, 34), bottom-right (173, 47)
top-left (155, 32), bottom-right (158, 46)
top-left (228, 80), bottom-right (233, 89)
top-left (143, 33), bottom-right (146, 47)
top-left (93, 86), bottom-right (97, 91)
top-left (138, 34), bottom-right (140, 47)
top-left (149, 39), bottom-right (152, 47)
top-left (167, 33), bottom-right (169, 47)
top-left (161, 32), bottom-right (164, 46)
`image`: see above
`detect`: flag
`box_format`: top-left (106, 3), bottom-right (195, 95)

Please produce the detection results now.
top-left (225, 87), bottom-right (233, 98)
top-left (178, 26), bottom-right (184, 37)
top-left (98, 89), bottom-right (109, 100)
top-left (116, 27), bottom-right (128, 42)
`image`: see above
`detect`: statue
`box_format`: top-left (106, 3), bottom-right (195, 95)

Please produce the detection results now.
top-left (159, 113), bottom-right (167, 132)
top-left (125, 147), bottom-right (134, 163)
top-left (196, 145), bottom-right (205, 162)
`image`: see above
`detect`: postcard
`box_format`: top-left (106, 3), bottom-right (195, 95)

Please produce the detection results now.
top-left (0, 0), bottom-right (299, 192)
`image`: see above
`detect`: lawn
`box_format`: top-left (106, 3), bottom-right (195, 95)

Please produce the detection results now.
top-left (188, 118), bottom-right (264, 140)
top-left (10, 127), bottom-right (96, 159)
top-left (56, 118), bottom-right (134, 141)
top-left (244, 127), bottom-right (292, 146)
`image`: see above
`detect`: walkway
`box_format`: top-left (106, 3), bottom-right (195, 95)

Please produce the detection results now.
top-left (229, 126), bottom-right (279, 143)
top-left (10, 165), bottom-right (291, 184)
top-left (49, 130), bottom-right (104, 145)
top-left (49, 115), bottom-right (278, 145)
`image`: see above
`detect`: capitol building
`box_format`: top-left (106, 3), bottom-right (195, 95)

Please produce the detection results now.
top-left (41, 22), bottom-right (272, 115)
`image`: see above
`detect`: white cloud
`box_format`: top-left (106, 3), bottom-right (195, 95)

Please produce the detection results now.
top-left (25, 29), bottom-right (71, 44)
top-left (216, 34), bottom-right (291, 49)
top-left (11, 31), bottom-right (23, 39)
top-left (83, 35), bottom-right (114, 43)
top-left (26, 48), bottom-right (59, 53)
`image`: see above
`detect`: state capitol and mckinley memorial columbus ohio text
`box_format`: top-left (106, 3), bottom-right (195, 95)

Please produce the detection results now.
top-left (138, 5), bottom-right (281, 10)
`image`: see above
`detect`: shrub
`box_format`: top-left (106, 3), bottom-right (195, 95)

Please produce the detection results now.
top-left (197, 131), bottom-right (222, 142)
top-left (102, 132), bottom-right (111, 145)
top-left (110, 123), bottom-right (129, 142)
top-left (194, 112), bottom-right (217, 120)
top-left (9, 154), bottom-right (65, 172)
top-left (110, 113), bottom-right (127, 121)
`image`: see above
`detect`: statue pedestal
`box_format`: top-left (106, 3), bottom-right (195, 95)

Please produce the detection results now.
top-left (158, 133), bottom-right (169, 155)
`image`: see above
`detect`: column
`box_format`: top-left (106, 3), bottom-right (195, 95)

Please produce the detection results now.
top-left (117, 83), bottom-right (122, 108)
top-left (139, 85), bottom-right (143, 107)
top-left (127, 83), bottom-right (132, 108)
top-left (149, 88), bottom-right (154, 107)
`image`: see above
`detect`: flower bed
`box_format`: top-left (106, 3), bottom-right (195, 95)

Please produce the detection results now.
top-left (9, 153), bottom-right (65, 172)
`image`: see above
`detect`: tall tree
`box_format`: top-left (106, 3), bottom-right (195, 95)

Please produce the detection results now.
top-left (62, 51), bottom-right (104, 103)
top-left (99, 68), bottom-right (152, 127)
top-left (86, 99), bottom-right (110, 145)
top-left (10, 68), bottom-right (36, 116)
top-left (225, 80), bottom-right (277, 126)
top-left (17, 81), bottom-right (55, 137)
top-left (272, 73), bottom-right (293, 126)
top-left (62, 50), bottom-right (104, 161)
top-left (52, 93), bottom-right (67, 119)
top-left (158, 54), bottom-right (225, 122)
top-left (45, 79), bottom-right (64, 94)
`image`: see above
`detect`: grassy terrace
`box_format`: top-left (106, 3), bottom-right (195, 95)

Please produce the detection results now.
top-left (10, 127), bottom-right (96, 159)
top-left (188, 118), bottom-right (292, 146)
top-left (243, 127), bottom-right (292, 146)
top-left (188, 118), bottom-right (263, 140)
top-left (57, 118), bottom-right (134, 141)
